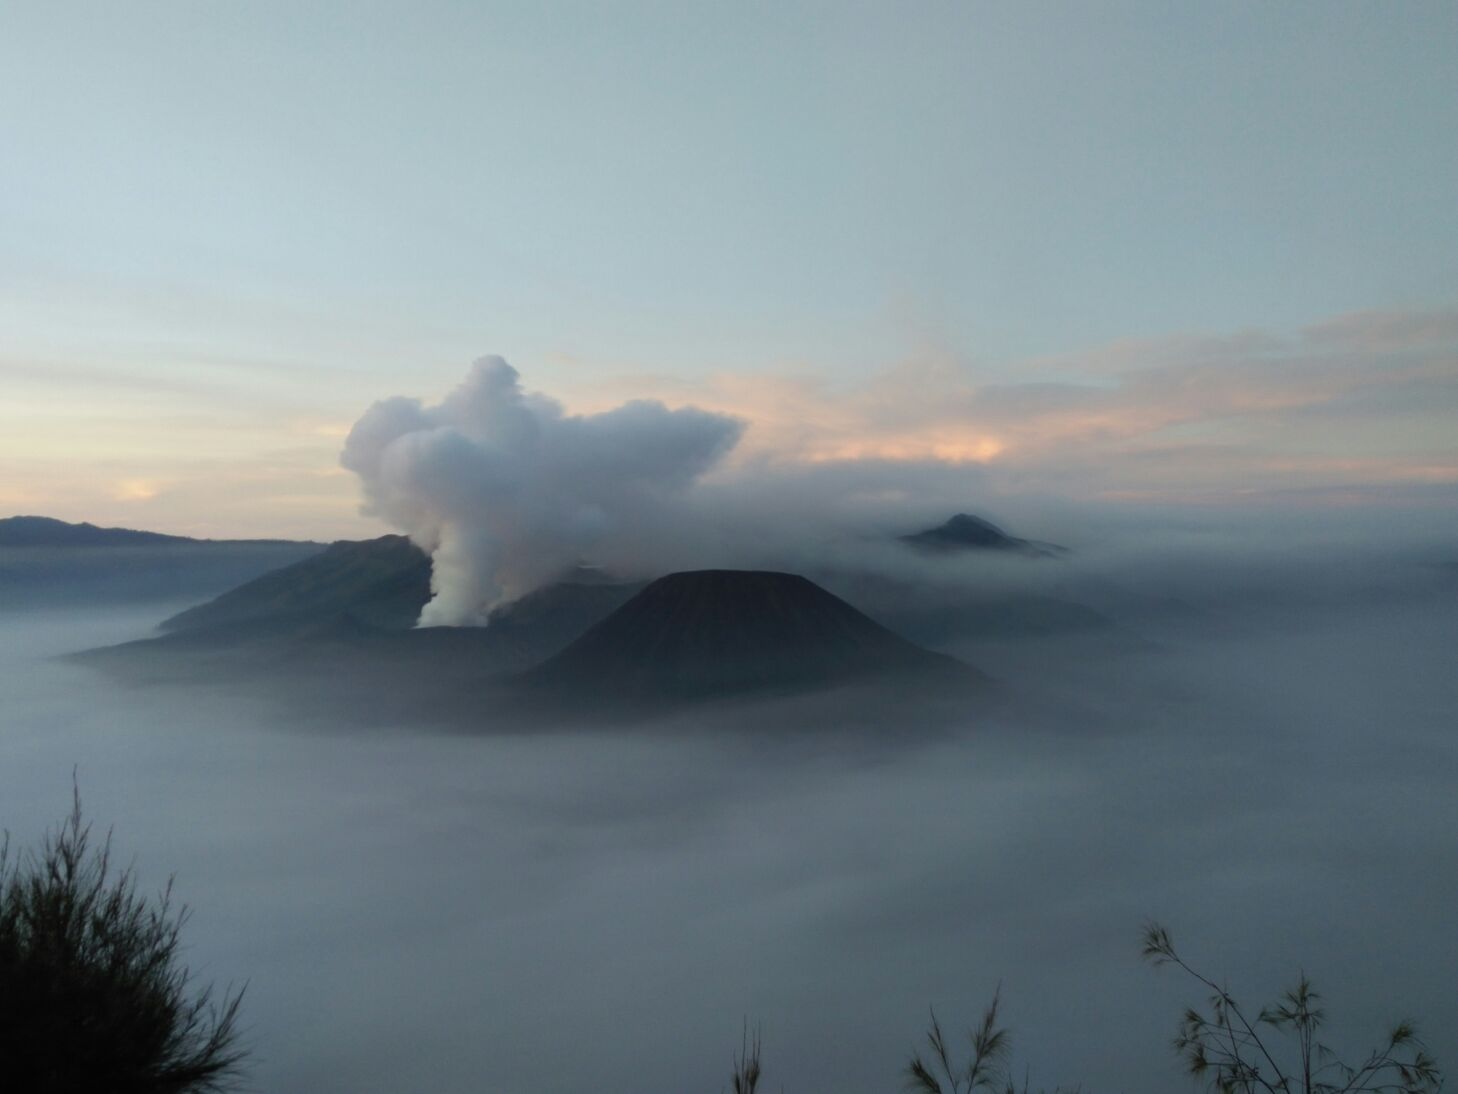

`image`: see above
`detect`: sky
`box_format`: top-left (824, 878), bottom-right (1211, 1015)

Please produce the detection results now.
top-left (1, 1), bottom-right (1455, 540)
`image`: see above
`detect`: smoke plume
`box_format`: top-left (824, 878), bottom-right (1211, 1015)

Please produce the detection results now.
top-left (341, 357), bottom-right (744, 625)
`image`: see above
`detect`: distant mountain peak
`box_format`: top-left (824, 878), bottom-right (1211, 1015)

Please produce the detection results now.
top-left (925, 513), bottom-right (1015, 545)
top-left (901, 513), bottom-right (1066, 557)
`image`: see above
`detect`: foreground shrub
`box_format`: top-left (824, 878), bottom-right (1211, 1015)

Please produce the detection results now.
top-left (1144, 922), bottom-right (1441, 1093)
top-left (0, 790), bottom-right (247, 1093)
top-left (727, 926), bottom-right (1441, 1093)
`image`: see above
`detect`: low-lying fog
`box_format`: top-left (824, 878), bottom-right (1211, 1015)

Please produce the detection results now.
top-left (3, 531), bottom-right (1456, 1093)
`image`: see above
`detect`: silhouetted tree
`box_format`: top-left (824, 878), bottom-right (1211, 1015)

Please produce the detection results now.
top-left (0, 788), bottom-right (247, 1093)
top-left (1143, 922), bottom-right (1441, 1093)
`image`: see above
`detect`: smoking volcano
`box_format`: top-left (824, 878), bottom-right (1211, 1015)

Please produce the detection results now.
top-left (341, 357), bottom-right (743, 626)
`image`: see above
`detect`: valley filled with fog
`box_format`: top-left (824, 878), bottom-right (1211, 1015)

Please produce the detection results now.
top-left (4, 529), bottom-right (1455, 1094)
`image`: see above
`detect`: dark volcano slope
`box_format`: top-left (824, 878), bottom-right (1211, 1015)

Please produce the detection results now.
top-left (519, 569), bottom-right (977, 707)
top-left (158, 534), bottom-right (642, 643)
top-left (76, 555), bottom-right (647, 718)
top-left (159, 535), bottom-right (432, 634)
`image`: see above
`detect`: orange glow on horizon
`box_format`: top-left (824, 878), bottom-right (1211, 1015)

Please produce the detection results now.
top-left (802, 435), bottom-right (1005, 464)
top-left (111, 479), bottom-right (162, 502)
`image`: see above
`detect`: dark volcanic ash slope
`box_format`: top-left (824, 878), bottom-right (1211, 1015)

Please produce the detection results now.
top-left (160, 535), bottom-right (432, 634)
top-left (76, 566), bottom-right (978, 726)
top-left (76, 536), bottom-right (647, 720)
top-left (158, 535), bottom-right (643, 643)
top-left (520, 569), bottom-right (977, 705)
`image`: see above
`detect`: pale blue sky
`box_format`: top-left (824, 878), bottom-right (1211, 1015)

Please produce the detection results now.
top-left (1, 2), bottom-right (1455, 537)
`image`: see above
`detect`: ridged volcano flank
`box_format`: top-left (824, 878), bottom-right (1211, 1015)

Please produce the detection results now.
top-left (159, 535), bottom-right (431, 633)
top-left (521, 569), bottom-right (969, 704)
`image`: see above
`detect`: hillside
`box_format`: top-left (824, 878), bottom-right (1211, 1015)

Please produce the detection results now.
top-left (160, 535), bottom-right (432, 633)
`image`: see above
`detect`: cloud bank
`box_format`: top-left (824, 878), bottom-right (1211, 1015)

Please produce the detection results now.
top-left (583, 307), bottom-right (1458, 507)
top-left (342, 357), bottom-right (743, 625)
top-left (8, 546), bottom-right (1458, 1093)
top-left (342, 309), bottom-right (1458, 626)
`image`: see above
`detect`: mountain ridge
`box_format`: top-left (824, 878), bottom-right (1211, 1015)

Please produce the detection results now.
top-left (0, 515), bottom-right (316, 549)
